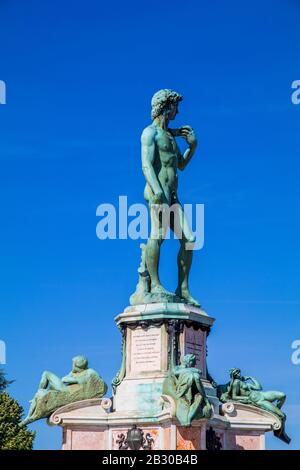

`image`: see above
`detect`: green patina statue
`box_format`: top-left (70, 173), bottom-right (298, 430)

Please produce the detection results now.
top-left (162, 354), bottom-right (212, 426)
top-left (130, 89), bottom-right (199, 307)
top-left (21, 356), bottom-right (107, 426)
top-left (217, 368), bottom-right (290, 444)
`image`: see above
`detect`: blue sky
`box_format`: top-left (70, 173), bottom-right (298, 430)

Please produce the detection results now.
top-left (0, 0), bottom-right (299, 450)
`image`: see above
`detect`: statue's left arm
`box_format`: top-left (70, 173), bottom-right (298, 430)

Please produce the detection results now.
top-left (244, 376), bottom-right (262, 391)
top-left (62, 373), bottom-right (79, 385)
top-left (171, 126), bottom-right (198, 171)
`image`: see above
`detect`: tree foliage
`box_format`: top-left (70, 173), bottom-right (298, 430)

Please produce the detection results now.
top-left (0, 368), bottom-right (12, 392)
top-left (0, 369), bottom-right (35, 450)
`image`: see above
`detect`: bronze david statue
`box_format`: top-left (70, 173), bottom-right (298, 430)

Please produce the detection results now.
top-left (130, 89), bottom-right (200, 307)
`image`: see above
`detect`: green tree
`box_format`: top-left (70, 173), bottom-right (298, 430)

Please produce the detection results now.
top-left (0, 369), bottom-right (12, 392)
top-left (0, 369), bottom-right (35, 450)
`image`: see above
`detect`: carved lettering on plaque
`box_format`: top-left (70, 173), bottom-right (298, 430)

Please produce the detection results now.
top-left (130, 327), bottom-right (162, 374)
top-left (183, 326), bottom-right (206, 377)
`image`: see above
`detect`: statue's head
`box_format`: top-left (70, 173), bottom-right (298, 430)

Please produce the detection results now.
top-left (72, 355), bottom-right (88, 372)
top-left (151, 89), bottom-right (183, 121)
top-left (182, 353), bottom-right (196, 368)
top-left (230, 368), bottom-right (241, 379)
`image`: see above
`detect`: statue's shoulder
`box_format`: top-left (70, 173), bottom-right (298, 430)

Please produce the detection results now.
top-left (141, 124), bottom-right (157, 143)
top-left (86, 368), bottom-right (100, 377)
top-left (173, 365), bottom-right (184, 374)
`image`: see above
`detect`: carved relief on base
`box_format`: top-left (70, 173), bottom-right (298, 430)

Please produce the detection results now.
top-left (112, 427), bottom-right (159, 451)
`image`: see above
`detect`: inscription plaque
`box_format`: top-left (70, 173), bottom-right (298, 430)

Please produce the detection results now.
top-left (183, 326), bottom-right (206, 376)
top-left (130, 327), bottom-right (162, 373)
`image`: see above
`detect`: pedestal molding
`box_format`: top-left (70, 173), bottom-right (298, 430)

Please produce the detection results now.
top-left (116, 303), bottom-right (215, 330)
top-left (221, 402), bottom-right (282, 431)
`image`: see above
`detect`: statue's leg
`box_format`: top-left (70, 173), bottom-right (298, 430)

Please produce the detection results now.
top-left (257, 390), bottom-right (291, 444)
top-left (188, 394), bottom-right (203, 423)
top-left (20, 373), bottom-right (66, 427)
top-left (20, 390), bottom-right (46, 426)
top-left (262, 391), bottom-right (286, 409)
top-left (170, 203), bottom-right (199, 306)
top-left (254, 393), bottom-right (290, 443)
top-left (276, 393), bottom-right (286, 409)
top-left (146, 204), bottom-right (172, 295)
top-left (25, 395), bottom-right (38, 420)
top-left (39, 371), bottom-right (66, 391)
top-left (256, 399), bottom-right (285, 420)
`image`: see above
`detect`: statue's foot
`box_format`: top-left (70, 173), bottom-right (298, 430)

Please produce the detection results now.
top-left (19, 417), bottom-right (31, 427)
top-left (151, 284), bottom-right (174, 297)
top-left (274, 428), bottom-right (291, 444)
top-left (176, 288), bottom-right (200, 307)
top-left (130, 282), bottom-right (151, 306)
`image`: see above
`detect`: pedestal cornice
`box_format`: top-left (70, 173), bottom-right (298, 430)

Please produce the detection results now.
top-left (115, 303), bottom-right (215, 332)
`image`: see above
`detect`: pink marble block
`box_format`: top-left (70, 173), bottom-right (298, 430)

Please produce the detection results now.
top-left (226, 431), bottom-right (265, 450)
top-left (62, 426), bottom-right (106, 450)
top-left (176, 426), bottom-right (202, 450)
top-left (163, 426), bottom-right (171, 450)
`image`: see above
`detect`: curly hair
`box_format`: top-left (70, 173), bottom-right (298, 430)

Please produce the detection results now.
top-left (73, 355), bottom-right (88, 370)
top-left (229, 368), bottom-right (241, 378)
top-left (151, 89), bottom-right (183, 120)
top-left (182, 353), bottom-right (196, 367)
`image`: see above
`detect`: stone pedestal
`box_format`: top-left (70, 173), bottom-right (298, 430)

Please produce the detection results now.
top-left (49, 303), bottom-right (282, 450)
top-left (112, 303), bottom-right (215, 415)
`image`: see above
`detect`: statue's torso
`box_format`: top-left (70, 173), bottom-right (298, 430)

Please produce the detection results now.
top-left (236, 379), bottom-right (250, 396)
top-left (144, 125), bottom-right (180, 204)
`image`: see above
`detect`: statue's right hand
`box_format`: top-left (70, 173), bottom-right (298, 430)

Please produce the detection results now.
top-left (150, 191), bottom-right (164, 205)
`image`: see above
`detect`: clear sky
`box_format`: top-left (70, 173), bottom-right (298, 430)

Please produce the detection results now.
top-left (0, 0), bottom-right (299, 450)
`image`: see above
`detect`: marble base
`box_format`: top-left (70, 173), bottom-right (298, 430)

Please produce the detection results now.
top-left (48, 303), bottom-right (282, 450)
top-left (49, 399), bottom-right (280, 450)
top-left (112, 303), bottom-right (217, 415)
